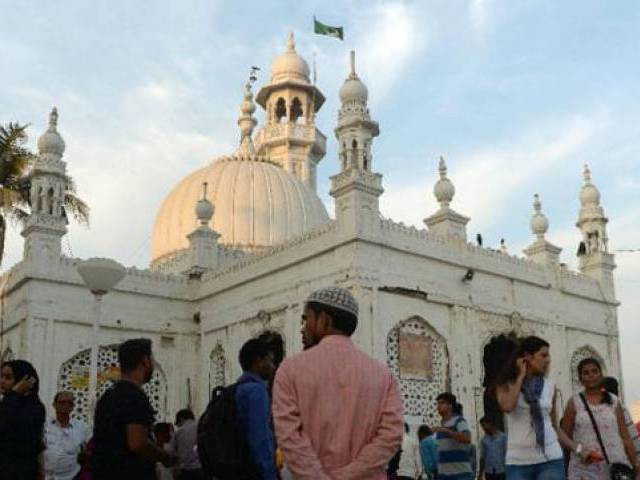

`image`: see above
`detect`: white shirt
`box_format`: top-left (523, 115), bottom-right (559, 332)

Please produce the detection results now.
top-left (44, 418), bottom-right (90, 480)
top-left (505, 378), bottom-right (563, 465)
top-left (397, 433), bottom-right (423, 478)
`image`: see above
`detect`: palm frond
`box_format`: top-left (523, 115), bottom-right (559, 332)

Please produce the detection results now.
top-left (0, 123), bottom-right (34, 183)
top-left (64, 191), bottom-right (90, 225)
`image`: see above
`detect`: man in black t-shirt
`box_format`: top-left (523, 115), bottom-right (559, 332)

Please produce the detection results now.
top-left (92, 338), bottom-right (175, 479)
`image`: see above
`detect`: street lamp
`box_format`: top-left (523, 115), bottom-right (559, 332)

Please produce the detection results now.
top-left (77, 258), bottom-right (126, 417)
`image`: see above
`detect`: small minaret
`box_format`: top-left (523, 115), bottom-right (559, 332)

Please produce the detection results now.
top-left (237, 80), bottom-right (257, 158)
top-left (423, 156), bottom-right (469, 240)
top-left (21, 108), bottom-right (69, 271)
top-left (576, 165), bottom-right (615, 291)
top-left (330, 51), bottom-right (383, 236)
top-left (254, 32), bottom-right (327, 190)
top-left (523, 194), bottom-right (561, 265)
top-left (184, 182), bottom-right (220, 277)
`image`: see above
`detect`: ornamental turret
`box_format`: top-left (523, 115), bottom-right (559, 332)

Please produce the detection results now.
top-left (21, 108), bottom-right (69, 271)
top-left (330, 51), bottom-right (383, 236)
top-left (254, 33), bottom-right (326, 191)
top-left (424, 157), bottom-right (469, 240)
top-left (523, 194), bottom-right (561, 265)
top-left (576, 165), bottom-right (615, 294)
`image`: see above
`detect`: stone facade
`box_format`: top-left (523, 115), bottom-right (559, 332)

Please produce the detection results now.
top-left (0, 36), bottom-right (620, 440)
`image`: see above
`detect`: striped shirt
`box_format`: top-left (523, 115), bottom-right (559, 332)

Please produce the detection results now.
top-left (436, 415), bottom-right (472, 480)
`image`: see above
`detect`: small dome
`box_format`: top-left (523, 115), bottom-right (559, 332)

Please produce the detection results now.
top-left (339, 77), bottom-right (368, 104)
top-left (271, 32), bottom-right (310, 83)
top-left (530, 194), bottom-right (549, 237)
top-left (37, 107), bottom-right (65, 156)
top-left (580, 165), bottom-right (601, 206)
top-left (195, 197), bottom-right (214, 225)
top-left (151, 157), bottom-right (330, 264)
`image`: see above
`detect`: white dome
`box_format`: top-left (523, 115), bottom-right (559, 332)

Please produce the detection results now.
top-left (339, 77), bottom-right (368, 104)
top-left (580, 184), bottom-right (600, 206)
top-left (38, 107), bottom-right (65, 156)
top-left (151, 157), bottom-right (329, 263)
top-left (271, 33), bottom-right (310, 83)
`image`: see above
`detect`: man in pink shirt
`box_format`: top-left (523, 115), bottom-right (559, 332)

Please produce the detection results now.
top-left (273, 286), bottom-right (404, 479)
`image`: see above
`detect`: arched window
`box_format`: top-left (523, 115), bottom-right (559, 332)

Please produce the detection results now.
top-left (58, 346), bottom-right (167, 422)
top-left (47, 188), bottom-right (55, 215)
top-left (289, 97), bottom-right (303, 123)
top-left (275, 98), bottom-right (287, 123)
top-left (387, 317), bottom-right (449, 423)
top-left (352, 139), bottom-right (358, 149)
top-left (36, 187), bottom-right (43, 213)
top-left (571, 346), bottom-right (605, 392)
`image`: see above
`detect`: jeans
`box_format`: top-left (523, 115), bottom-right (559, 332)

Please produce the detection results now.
top-left (505, 459), bottom-right (565, 480)
top-left (486, 474), bottom-right (506, 480)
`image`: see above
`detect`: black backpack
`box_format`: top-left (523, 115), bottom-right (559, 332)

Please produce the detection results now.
top-left (196, 382), bottom-right (260, 480)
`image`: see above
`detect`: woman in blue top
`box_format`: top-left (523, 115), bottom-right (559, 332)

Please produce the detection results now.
top-left (418, 425), bottom-right (438, 479)
top-left (432, 392), bottom-right (472, 480)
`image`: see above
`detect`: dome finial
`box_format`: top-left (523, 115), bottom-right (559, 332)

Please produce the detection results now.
top-left (237, 79), bottom-right (257, 157)
top-left (37, 106), bottom-right (66, 157)
top-left (583, 164), bottom-right (592, 184)
top-left (349, 50), bottom-right (357, 78)
top-left (195, 182), bottom-right (214, 227)
top-left (531, 193), bottom-right (549, 240)
top-left (433, 155), bottom-right (455, 208)
top-left (287, 31), bottom-right (296, 51)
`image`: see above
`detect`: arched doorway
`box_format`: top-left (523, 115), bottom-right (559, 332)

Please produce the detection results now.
top-left (482, 333), bottom-right (518, 430)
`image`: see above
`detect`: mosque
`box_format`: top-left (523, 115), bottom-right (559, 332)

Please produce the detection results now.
top-left (0, 33), bottom-right (620, 434)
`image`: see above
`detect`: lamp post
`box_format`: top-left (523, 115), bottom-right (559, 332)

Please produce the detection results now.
top-left (77, 258), bottom-right (126, 416)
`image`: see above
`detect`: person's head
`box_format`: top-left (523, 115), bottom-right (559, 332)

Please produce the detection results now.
top-left (53, 391), bottom-right (75, 417)
top-left (153, 422), bottom-right (173, 445)
top-left (577, 357), bottom-right (604, 390)
top-left (519, 336), bottom-right (550, 375)
top-left (602, 376), bottom-right (619, 396)
top-left (118, 338), bottom-right (154, 384)
top-left (301, 287), bottom-right (359, 348)
top-left (239, 338), bottom-right (275, 380)
top-left (175, 408), bottom-right (195, 427)
top-left (497, 336), bottom-right (550, 385)
top-left (480, 416), bottom-right (496, 435)
top-left (436, 392), bottom-right (461, 419)
top-left (0, 360), bottom-right (40, 396)
top-left (417, 425), bottom-right (433, 441)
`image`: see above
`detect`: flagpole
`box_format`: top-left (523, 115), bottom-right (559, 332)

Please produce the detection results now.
top-left (311, 50), bottom-right (317, 122)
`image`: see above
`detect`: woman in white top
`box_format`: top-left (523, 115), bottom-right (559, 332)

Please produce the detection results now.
top-left (561, 357), bottom-right (639, 480)
top-left (397, 423), bottom-right (423, 480)
top-left (496, 336), bottom-right (577, 480)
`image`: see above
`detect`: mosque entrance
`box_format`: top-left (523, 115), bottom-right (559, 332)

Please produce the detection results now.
top-left (482, 333), bottom-right (518, 431)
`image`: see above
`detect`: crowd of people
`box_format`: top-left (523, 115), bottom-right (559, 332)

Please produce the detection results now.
top-left (1, 286), bottom-right (639, 480)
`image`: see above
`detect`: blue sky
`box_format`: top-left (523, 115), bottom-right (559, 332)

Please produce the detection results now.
top-left (1, 1), bottom-right (639, 402)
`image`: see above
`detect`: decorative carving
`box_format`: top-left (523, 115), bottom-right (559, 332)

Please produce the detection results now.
top-left (387, 317), bottom-right (448, 422)
top-left (58, 346), bottom-right (167, 422)
top-left (209, 344), bottom-right (226, 395)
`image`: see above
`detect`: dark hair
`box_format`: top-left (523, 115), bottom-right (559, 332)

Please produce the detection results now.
top-left (175, 408), bottom-right (195, 424)
top-left (497, 336), bottom-right (550, 386)
top-left (436, 392), bottom-right (463, 415)
top-left (306, 301), bottom-right (358, 336)
top-left (53, 391), bottom-right (74, 403)
top-left (417, 425), bottom-right (433, 439)
top-left (238, 338), bottom-right (270, 371)
top-left (118, 338), bottom-right (152, 373)
top-left (602, 376), bottom-right (619, 396)
top-left (153, 422), bottom-right (172, 437)
top-left (1, 360), bottom-right (41, 397)
top-left (577, 357), bottom-right (602, 378)
top-left (479, 416), bottom-right (492, 425)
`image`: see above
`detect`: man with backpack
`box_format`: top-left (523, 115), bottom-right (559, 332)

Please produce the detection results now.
top-left (272, 286), bottom-right (404, 479)
top-left (198, 338), bottom-right (277, 480)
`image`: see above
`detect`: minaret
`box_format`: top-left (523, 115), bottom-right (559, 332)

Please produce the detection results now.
top-left (523, 194), bottom-right (561, 265)
top-left (330, 51), bottom-right (383, 236)
top-left (184, 182), bottom-right (220, 277)
top-left (237, 80), bottom-right (257, 158)
top-left (21, 108), bottom-right (69, 271)
top-left (576, 165), bottom-right (615, 291)
top-left (423, 157), bottom-right (469, 240)
top-left (254, 32), bottom-right (327, 190)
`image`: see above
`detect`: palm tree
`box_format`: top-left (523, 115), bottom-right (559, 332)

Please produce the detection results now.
top-left (0, 122), bottom-right (89, 267)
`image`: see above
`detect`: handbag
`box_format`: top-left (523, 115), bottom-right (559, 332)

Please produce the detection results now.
top-left (579, 393), bottom-right (636, 480)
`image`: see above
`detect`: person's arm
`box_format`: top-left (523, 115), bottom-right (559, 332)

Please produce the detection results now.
top-left (496, 359), bottom-right (526, 413)
top-left (414, 438), bottom-right (423, 478)
top-left (236, 383), bottom-right (278, 480)
top-left (432, 426), bottom-right (471, 444)
top-left (615, 402), bottom-right (640, 473)
top-left (329, 372), bottom-right (404, 479)
top-left (551, 389), bottom-right (581, 455)
top-left (126, 424), bottom-right (174, 466)
top-left (478, 440), bottom-right (485, 479)
top-left (272, 365), bottom-right (332, 480)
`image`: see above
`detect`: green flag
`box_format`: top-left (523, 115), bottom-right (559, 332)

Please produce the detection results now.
top-left (314, 17), bottom-right (344, 40)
